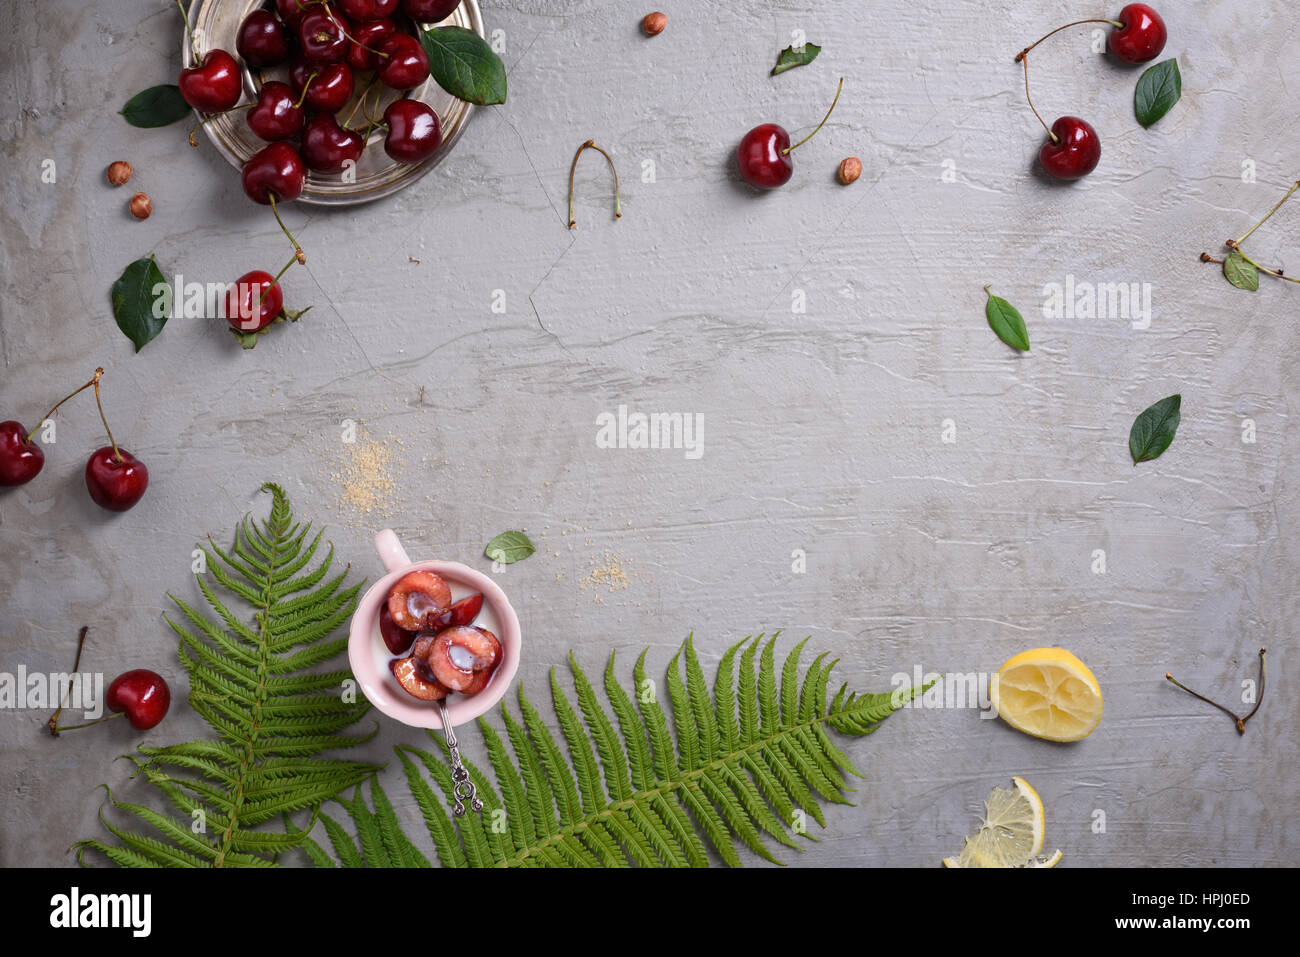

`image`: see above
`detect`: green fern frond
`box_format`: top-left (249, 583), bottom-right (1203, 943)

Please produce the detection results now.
top-left (73, 483), bottom-right (381, 867)
top-left (316, 633), bottom-right (931, 867)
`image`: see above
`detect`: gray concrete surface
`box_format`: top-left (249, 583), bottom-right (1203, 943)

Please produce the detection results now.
top-left (1, 0), bottom-right (1297, 867)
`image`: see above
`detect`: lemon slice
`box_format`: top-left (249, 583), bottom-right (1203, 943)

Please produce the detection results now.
top-left (991, 647), bottom-right (1103, 742)
top-left (942, 777), bottom-right (1061, 868)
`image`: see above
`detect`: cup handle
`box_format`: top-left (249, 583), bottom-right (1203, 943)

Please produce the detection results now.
top-left (374, 529), bottom-right (411, 574)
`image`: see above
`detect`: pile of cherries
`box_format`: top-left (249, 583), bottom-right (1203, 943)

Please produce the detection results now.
top-left (180, 0), bottom-right (459, 206)
top-left (1, 368), bottom-right (149, 512)
top-left (380, 570), bottom-right (502, 701)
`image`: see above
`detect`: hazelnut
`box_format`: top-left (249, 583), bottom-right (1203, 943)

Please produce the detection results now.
top-left (129, 192), bottom-right (152, 220)
top-left (106, 161), bottom-right (133, 187)
top-left (641, 12), bottom-right (666, 36)
top-left (838, 156), bottom-right (862, 185)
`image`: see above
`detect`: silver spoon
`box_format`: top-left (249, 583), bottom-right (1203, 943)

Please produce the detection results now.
top-left (437, 699), bottom-right (482, 816)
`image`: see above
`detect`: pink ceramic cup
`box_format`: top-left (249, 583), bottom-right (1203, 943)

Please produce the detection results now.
top-left (347, 529), bottom-right (522, 729)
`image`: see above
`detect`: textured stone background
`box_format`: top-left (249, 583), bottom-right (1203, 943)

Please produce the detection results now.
top-left (1, 0), bottom-right (1297, 867)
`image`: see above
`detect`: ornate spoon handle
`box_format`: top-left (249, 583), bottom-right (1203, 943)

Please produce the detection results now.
top-left (437, 699), bottom-right (482, 817)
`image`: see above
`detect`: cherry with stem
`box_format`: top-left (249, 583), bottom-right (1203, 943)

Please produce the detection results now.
top-left (1166, 648), bottom-right (1266, 735)
top-left (27, 367), bottom-right (104, 444)
top-left (568, 139), bottom-right (622, 228)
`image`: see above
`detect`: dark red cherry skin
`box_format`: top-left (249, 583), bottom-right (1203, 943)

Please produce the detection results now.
top-left (247, 82), bottom-right (304, 141)
top-left (237, 10), bottom-right (291, 68)
top-left (422, 593), bottom-right (483, 632)
top-left (241, 142), bottom-right (307, 204)
top-left (0, 421), bottom-right (44, 487)
top-left (1109, 4), bottom-right (1167, 64)
top-left (178, 50), bottom-right (242, 113)
top-left (402, 0), bottom-right (461, 21)
top-left (382, 99), bottom-right (441, 162)
top-left (106, 669), bottom-right (170, 730)
top-left (302, 113), bottom-right (365, 172)
top-left (290, 59), bottom-right (355, 113)
top-left (346, 17), bottom-right (398, 70)
top-left (275, 0), bottom-right (314, 30)
top-left (379, 604), bottom-right (417, 654)
top-left (375, 32), bottom-right (429, 90)
top-left (1039, 116), bottom-right (1101, 180)
top-left (338, 0), bottom-right (399, 19)
top-left (85, 447), bottom-right (149, 512)
top-left (736, 123), bottom-right (793, 189)
top-left (298, 7), bottom-right (350, 64)
top-left (225, 270), bottom-right (283, 332)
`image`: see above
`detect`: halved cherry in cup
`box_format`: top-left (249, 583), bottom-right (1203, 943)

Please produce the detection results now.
top-left (386, 569), bottom-right (452, 629)
top-left (427, 626), bottom-right (501, 693)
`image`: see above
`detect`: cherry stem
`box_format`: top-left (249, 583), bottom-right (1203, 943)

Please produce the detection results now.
top-left (1015, 19), bottom-right (1122, 61)
top-left (91, 371), bottom-right (122, 463)
top-left (294, 73), bottom-right (319, 110)
top-left (175, 0), bottom-right (201, 58)
top-left (782, 77), bottom-right (844, 155)
top-left (343, 78), bottom-right (379, 130)
top-left (1166, 648), bottom-right (1266, 735)
top-left (1227, 245), bottom-right (1300, 284)
top-left (256, 252), bottom-right (302, 310)
top-left (268, 194), bottom-right (305, 264)
top-left (568, 139), bottom-right (622, 229)
top-left (47, 626), bottom-right (90, 737)
top-left (50, 711), bottom-right (126, 735)
top-left (28, 367), bottom-right (104, 443)
top-left (1235, 179), bottom-right (1300, 246)
top-left (1020, 56), bottom-right (1056, 142)
top-left (188, 105), bottom-right (253, 147)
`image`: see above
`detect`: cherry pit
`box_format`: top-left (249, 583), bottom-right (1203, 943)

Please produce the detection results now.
top-left (380, 570), bottom-right (502, 702)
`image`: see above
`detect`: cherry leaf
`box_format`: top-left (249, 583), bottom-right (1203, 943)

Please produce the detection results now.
top-left (1223, 250), bottom-right (1259, 291)
top-left (120, 85), bottom-right (191, 128)
top-left (1135, 59), bottom-right (1181, 128)
top-left (1129, 394), bottom-right (1182, 464)
top-left (984, 286), bottom-right (1030, 351)
top-left (421, 26), bottom-right (507, 105)
top-left (771, 43), bottom-right (821, 76)
top-left (111, 256), bottom-right (169, 352)
top-left (485, 531), bottom-right (535, 564)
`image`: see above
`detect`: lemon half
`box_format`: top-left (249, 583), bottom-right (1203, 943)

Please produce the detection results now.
top-left (991, 647), bottom-right (1103, 742)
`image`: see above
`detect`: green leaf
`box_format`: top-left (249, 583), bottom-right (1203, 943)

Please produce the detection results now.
top-left (314, 636), bottom-right (931, 868)
top-left (1223, 250), bottom-right (1259, 291)
top-left (111, 256), bottom-right (169, 353)
top-left (1129, 394), bottom-right (1182, 464)
top-left (1135, 59), bottom-right (1181, 128)
top-left (421, 26), bottom-right (507, 105)
top-left (74, 483), bottom-right (379, 868)
top-left (771, 42), bottom-right (821, 76)
top-left (485, 530), bottom-right (535, 564)
top-left (984, 285), bottom-right (1030, 351)
top-left (120, 85), bottom-right (191, 128)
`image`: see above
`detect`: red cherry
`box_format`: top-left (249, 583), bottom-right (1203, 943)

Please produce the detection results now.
top-left (274, 0), bottom-right (313, 30)
top-left (1108, 4), bottom-right (1167, 64)
top-left (241, 142), bottom-right (306, 204)
top-left (0, 420), bottom-right (44, 487)
top-left (106, 669), bottom-right (170, 730)
top-left (178, 50), bottom-right (242, 113)
top-left (401, 0), bottom-right (461, 21)
top-left (386, 570), bottom-right (452, 629)
top-left (382, 99), bottom-right (441, 162)
top-left (85, 446), bottom-right (149, 512)
top-left (301, 112), bottom-right (365, 172)
top-left (345, 17), bottom-right (398, 70)
top-left (379, 604), bottom-right (417, 654)
top-left (421, 593), bottom-right (484, 632)
top-left (237, 9), bottom-right (291, 68)
top-left (225, 270), bottom-right (284, 333)
top-left (736, 124), bottom-right (793, 190)
top-left (298, 7), bottom-right (350, 64)
top-left (289, 58), bottom-right (355, 112)
top-left (247, 81), bottom-right (304, 141)
top-left (375, 32), bottom-right (429, 90)
top-left (338, 0), bottom-right (399, 18)
top-left (1038, 116), bottom-right (1101, 180)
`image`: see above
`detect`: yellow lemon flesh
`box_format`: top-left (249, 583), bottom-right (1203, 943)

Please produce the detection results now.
top-left (942, 777), bottom-right (1061, 868)
top-left (991, 647), bottom-right (1103, 742)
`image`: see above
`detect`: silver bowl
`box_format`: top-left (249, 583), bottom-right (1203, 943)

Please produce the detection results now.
top-left (182, 0), bottom-right (482, 205)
